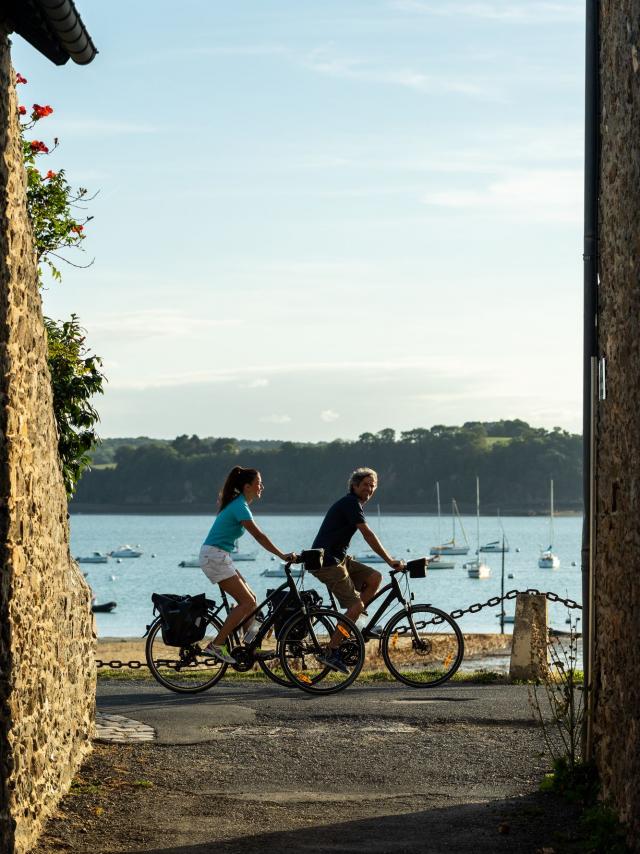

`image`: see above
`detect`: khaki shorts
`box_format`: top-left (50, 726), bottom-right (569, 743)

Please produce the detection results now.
top-left (311, 556), bottom-right (379, 609)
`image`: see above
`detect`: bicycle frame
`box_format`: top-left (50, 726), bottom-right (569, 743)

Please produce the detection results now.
top-left (221, 563), bottom-right (325, 656)
top-left (327, 567), bottom-right (422, 640)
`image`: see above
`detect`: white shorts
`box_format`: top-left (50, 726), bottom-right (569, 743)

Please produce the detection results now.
top-left (199, 545), bottom-right (237, 584)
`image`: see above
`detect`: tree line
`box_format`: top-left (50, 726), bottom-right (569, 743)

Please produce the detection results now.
top-left (71, 421), bottom-right (583, 514)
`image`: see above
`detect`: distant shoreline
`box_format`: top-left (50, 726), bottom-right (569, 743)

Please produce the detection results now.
top-left (69, 502), bottom-right (583, 517)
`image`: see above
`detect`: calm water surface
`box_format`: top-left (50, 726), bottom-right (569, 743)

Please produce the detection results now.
top-left (72, 512), bottom-right (584, 639)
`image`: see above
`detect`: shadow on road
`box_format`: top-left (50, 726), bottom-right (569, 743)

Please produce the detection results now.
top-left (123, 793), bottom-right (580, 854)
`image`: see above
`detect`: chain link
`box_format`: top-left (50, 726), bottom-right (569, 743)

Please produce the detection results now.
top-left (96, 589), bottom-right (581, 670)
top-left (449, 588), bottom-right (582, 621)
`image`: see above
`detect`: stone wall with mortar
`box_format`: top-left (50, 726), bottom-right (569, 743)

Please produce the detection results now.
top-left (595, 2), bottom-right (640, 849)
top-left (0, 33), bottom-right (96, 854)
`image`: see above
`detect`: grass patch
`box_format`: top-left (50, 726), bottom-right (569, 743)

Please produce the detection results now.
top-left (97, 666), bottom-right (509, 685)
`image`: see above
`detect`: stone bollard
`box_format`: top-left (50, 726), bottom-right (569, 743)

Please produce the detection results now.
top-left (509, 593), bottom-right (548, 680)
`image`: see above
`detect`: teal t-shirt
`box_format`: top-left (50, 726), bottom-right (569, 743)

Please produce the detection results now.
top-left (203, 495), bottom-right (253, 552)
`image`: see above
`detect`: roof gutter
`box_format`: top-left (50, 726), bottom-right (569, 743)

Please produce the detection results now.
top-left (33, 0), bottom-right (97, 65)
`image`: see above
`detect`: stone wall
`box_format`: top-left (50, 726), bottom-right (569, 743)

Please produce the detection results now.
top-left (0, 33), bottom-right (96, 854)
top-left (594, 1), bottom-right (640, 849)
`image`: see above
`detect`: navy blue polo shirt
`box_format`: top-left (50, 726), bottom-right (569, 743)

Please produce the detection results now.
top-left (312, 493), bottom-right (366, 566)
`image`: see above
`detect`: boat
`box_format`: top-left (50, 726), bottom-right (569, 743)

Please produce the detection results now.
top-left (109, 545), bottom-right (142, 558)
top-left (427, 555), bottom-right (456, 570)
top-left (91, 600), bottom-right (117, 613)
top-left (353, 552), bottom-right (386, 564)
top-left (467, 477), bottom-right (491, 579)
top-left (354, 505), bottom-right (387, 563)
top-left (538, 480), bottom-right (560, 569)
top-left (260, 565), bottom-right (304, 578)
top-left (178, 556), bottom-right (200, 568)
top-left (497, 612), bottom-right (515, 624)
top-left (75, 552), bottom-right (109, 564)
top-left (231, 547), bottom-right (257, 562)
top-left (430, 496), bottom-right (470, 555)
top-left (479, 509), bottom-right (510, 553)
top-left (466, 561), bottom-right (491, 579)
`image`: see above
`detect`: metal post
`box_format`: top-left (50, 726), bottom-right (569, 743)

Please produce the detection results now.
top-left (582, 0), bottom-right (599, 760)
top-left (500, 535), bottom-right (505, 635)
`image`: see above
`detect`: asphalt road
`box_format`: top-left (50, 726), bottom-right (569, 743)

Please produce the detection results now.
top-left (35, 681), bottom-right (581, 854)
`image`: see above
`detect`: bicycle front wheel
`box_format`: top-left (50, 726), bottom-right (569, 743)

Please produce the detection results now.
top-left (257, 639), bottom-right (294, 687)
top-left (145, 615), bottom-right (227, 694)
top-left (381, 605), bottom-right (464, 688)
top-left (279, 608), bottom-right (365, 695)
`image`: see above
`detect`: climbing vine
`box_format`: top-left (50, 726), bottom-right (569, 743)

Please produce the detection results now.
top-left (17, 72), bottom-right (106, 496)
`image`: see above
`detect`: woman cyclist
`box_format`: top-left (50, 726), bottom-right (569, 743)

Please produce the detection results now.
top-left (199, 466), bottom-right (294, 664)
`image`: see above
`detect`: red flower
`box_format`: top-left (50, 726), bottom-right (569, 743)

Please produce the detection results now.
top-left (32, 104), bottom-right (54, 119)
top-left (18, 105), bottom-right (26, 115)
top-left (45, 170), bottom-right (57, 180)
top-left (29, 140), bottom-right (49, 154)
top-left (71, 224), bottom-right (84, 234)
top-left (16, 73), bottom-right (27, 85)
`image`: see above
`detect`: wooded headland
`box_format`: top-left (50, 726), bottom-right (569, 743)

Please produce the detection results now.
top-left (70, 420), bottom-right (582, 515)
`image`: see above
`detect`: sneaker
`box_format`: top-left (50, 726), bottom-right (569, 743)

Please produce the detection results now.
top-left (317, 648), bottom-right (349, 674)
top-left (201, 643), bottom-right (236, 664)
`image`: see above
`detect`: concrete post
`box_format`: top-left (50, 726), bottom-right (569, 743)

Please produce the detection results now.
top-left (509, 594), bottom-right (548, 681)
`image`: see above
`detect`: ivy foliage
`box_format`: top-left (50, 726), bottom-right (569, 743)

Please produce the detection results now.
top-left (45, 316), bottom-right (103, 495)
top-left (18, 77), bottom-right (106, 496)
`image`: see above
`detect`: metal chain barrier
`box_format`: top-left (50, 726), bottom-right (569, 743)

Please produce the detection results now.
top-left (96, 588), bottom-right (582, 668)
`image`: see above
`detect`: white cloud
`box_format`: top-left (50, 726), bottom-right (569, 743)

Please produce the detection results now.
top-left (303, 47), bottom-right (486, 97)
top-left (320, 409), bottom-right (340, 423)
top-left (242, 378), bottom-right (270, 389)
top-left (423, 168), bottom-right (582, 223)
top-left (260, 414), bottom-right (292, 424)
top-left (87, 310), bottom-right (241, 340)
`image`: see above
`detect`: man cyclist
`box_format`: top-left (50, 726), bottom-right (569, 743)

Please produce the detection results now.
top-left (310, 467), bottom-right (403, 673)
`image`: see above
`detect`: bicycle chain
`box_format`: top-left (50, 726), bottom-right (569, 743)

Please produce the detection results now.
top-left (95, 589), bottom-right (582, 669)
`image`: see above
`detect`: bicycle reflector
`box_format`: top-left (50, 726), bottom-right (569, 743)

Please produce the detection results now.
top-left (407, 558), bottom-right (427, 578)
top-left (301, 548), bottom-right (324, 570)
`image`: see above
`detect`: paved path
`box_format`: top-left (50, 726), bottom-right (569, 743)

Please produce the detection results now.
top-left (35, 681), bottom-right (581, 853)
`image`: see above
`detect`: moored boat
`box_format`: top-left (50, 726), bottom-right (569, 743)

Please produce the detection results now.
top-left (109, 545), bottom-right (142, 558)
top-left (75, 552), bottom-right (109, 564)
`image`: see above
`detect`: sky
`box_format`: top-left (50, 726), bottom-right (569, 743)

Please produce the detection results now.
top-left (11, 0), bottom-right (586, 441)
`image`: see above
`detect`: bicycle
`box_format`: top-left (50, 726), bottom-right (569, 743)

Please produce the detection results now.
top-left (323, 556), bottom-right (464, 687)
top-left (145, 549), bottom-right (366, 695)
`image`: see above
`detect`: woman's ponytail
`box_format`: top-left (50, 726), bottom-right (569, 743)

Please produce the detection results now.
top-left (218, 466), bottom-right (259, 511)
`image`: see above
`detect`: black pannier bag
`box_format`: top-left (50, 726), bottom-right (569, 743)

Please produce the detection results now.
top-left (267, 588), bottom-right (323, 639)
top-left (152, 593), bottom-right (208, 646)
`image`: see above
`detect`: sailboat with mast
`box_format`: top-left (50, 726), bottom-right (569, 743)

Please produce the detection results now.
top-left (430, 494), bottom-right (470, 556)
top-left (354, 504), bottom-right (387, 563)
top-left (428, 482), bottom-right (456, 569)
top-left (465, 477), bottom-right (491, 578)
top-left (479, 510), bottom-right (510, 553)
top-left (538, 479), bottom-right (560, 568)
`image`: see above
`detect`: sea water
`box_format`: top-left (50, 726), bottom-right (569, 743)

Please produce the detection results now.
top-left (72, 513), bottom-right (583, 640)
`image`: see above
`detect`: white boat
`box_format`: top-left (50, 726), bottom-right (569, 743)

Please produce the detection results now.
top-left (497, 612), bottom-right (515, 624)
top-left (353, 551), bottom-right (387, 564)
top-left (466, 560), bottom-right (491, 579)
top-left (354, 505), bottom-right (388, 563)
top-left (467, 478), bottom-right (491, 578)
top-left (75, 552), bottom-right (109, 564)
top-left (109, 545), bottom-right (142, 558)
top-left (427, 555), bottom-right (456, 570)
top-left (232, 547), bottom-right (258, 562)
top-left (479, 509), bottom-right (510, 553)
top-left (538, 480), bottom-right (560, 569)
top-left (430, 494), bottom-right (470, 555)
top-left (260, 565), bottom-right (304, 578)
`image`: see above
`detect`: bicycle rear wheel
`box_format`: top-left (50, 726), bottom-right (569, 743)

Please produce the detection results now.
top-left (145, 615), bottom-right (227, 693)
top-left (381, 605), bottom-right (464, 688)
top-left (279, 608), bottom-right (364, 695)
top-left (257, 640), bottom-right (294, 687)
